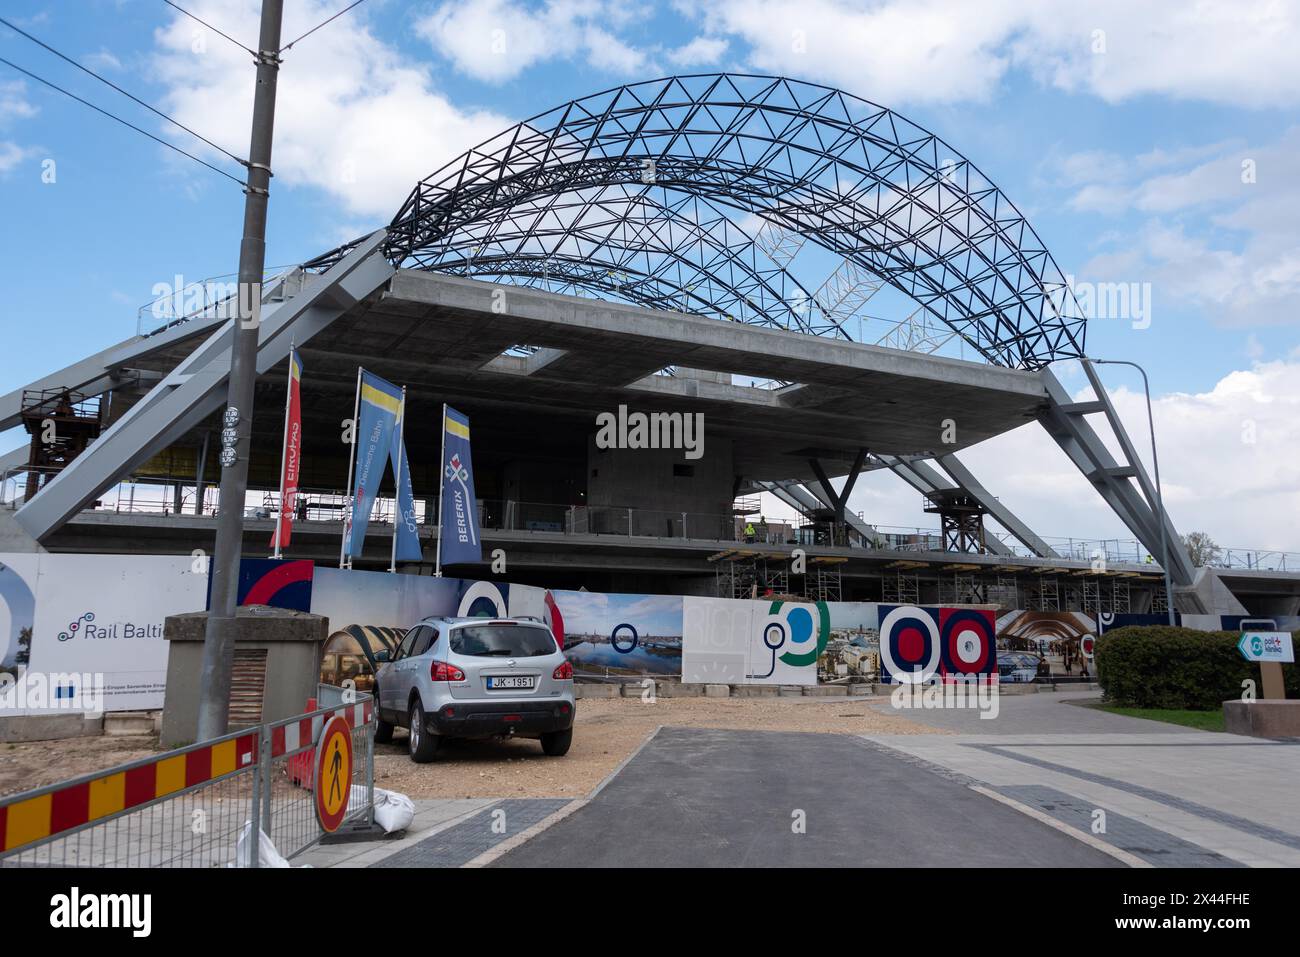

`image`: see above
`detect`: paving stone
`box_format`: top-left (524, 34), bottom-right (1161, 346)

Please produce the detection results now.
top-left (370, 799), bottom-right (570, 868)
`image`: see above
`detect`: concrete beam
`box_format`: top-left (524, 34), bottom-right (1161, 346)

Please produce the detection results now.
top-left (13, 233), bottom-right (393, 542)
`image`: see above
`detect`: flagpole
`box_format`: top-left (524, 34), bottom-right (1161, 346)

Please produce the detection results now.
top-left (390, 386), bottom-right (406, 574)
top-left (434, 401), bottom-right (447, 578)
top-left (271, 343), bottom-right (294, 559)
top-left (339, 366), bottom-right (362, 569)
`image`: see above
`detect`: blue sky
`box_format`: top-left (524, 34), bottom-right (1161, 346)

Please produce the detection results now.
top-left (1, 0), bottom-right (1298, 548)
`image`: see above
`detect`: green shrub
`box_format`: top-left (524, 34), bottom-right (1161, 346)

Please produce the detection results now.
top-left (1094, 626), bottom-right (1300, 710)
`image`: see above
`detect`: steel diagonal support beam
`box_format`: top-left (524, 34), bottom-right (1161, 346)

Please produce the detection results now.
top-left (934, 453), bottom-right (1059, 559)
top-left (0, 270), bottom-right (303, 432)
top-left (13, 232), bottom-right (393, 542)
top-left (807, 448), bottom-right (868, 523)
top-left (1038, 365), bottom-right (1195, 585)
top-left (875, 454), bottom-right (1014, 557)
top-left (756, 479), bottom-right (881, 544)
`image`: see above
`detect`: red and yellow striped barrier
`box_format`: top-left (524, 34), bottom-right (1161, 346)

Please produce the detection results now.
top-left (0, 732), bottom-right (259, 854)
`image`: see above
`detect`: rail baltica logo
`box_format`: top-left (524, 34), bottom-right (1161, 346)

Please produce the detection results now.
top-left (57, 611), bottom-right (162, 642)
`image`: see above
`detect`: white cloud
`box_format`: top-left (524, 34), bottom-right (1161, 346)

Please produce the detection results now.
top-left (667, 35), bottom-right (728, 66)
top-left (1059, 127), bottom-right (1300, 324)
top-left (418, 0), bottom-right (657, 82)
top-left (778, 360), bottom-right (1300, 554)
top-left (0, 141), bottom-right (36, 174)
top-left (152, 1), bottom-right (510, 219)
top-left (82, 50), bottom-right (124, 72)
top-left (681, 0), bottom-right (1300, 107)
top-left (0, 80), bottom-right (37, 124)
top-left (0, 81), bottom-right (38, 176)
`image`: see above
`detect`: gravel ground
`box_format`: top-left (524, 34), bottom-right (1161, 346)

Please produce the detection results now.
top-left (0, 734), bottom-right (162, 798)
top-left (0, 696), bottom-right (941, 801)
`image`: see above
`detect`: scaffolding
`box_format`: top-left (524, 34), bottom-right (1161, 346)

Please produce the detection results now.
top-left (711, 550), bottom-right (789, 599)
top-left (882, 569), bottom-right (921, 605)
top-left (19, 388), bottom-right (103, 502)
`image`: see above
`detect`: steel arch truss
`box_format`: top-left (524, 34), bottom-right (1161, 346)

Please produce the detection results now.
top-left (308, 73), bottom-right (1086, 369)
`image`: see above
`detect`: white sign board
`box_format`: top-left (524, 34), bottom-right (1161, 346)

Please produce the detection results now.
top-left (27, 554), bottom-right (206, 712)
top-left (1238, 631), bottom-right (1295, 663)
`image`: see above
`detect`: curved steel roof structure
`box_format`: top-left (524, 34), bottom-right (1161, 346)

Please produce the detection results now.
top-left (305, 73), bottom-right (1086, 370)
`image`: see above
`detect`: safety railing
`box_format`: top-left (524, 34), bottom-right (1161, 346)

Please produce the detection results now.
top-left (135, 265), bottom-right (301, 337)
top-left (5, 461), bottom-right (1298, 572)
top-left (0, 686), bottom-right (373, 868)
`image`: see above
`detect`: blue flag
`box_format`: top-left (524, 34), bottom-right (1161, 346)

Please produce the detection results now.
top-left (344, 371), bottom-right (401, 559)
top-left (389, 400), bottom-right (422, 562)
top-left (438, 405), bottom-right (481, 567)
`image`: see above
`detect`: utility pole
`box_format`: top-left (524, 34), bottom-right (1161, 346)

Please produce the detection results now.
top-left (196, 0), bottom-right (284, 742)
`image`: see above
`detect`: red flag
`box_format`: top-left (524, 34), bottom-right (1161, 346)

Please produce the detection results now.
top-left (271, 349), bottom-right (303, 551)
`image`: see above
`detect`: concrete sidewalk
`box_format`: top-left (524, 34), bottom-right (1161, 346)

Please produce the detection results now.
top-left (864, 691), bottom-right (1300, 867)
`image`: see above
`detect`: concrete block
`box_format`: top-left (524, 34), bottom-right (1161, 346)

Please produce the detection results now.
top-left (802, 685), bottom-right (848, 696)
top-left (846, 683), bottom-right (875, 696)
top-left (778, 685), bottom-right (805, 697)
top-left (104, 712), bottom-right (155, 736)
top-left (732, 684), bottom-right (778, 697)
top-left (0, 712), bottom-right (99, 743)
top-left (704, 683), bottom-right (730, 698)
top-left (574, 683), bottom-right (619, 699)
top-left (658, 682), bottom-right (704, 697)
top-left (1223, 700), bottom-right (1300, 739)
top-left (620, 680), bottom-right (655, 698)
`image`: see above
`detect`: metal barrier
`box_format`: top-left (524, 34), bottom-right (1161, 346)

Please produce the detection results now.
top-left (0, 686), bottom-right (374, 868)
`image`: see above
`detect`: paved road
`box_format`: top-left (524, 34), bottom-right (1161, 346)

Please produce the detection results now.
top-left (492, 726), bottom-right (1119, 867)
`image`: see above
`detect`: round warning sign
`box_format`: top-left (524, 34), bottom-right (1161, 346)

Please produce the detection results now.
top-left (314, 714), bottom-right (353, 833)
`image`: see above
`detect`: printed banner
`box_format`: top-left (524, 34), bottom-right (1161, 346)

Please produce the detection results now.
top-left (553, 590), bottom-right (683, 678)
top-left (271, 348), bottom-right (303, 550)
top-left (206, 558), bottom-right (315, 612)
top-left (390, 402), bottom-right (422, 563)
top-left (680, 596), bottom-right (829, 686)
top-left (15, 554), bottom-right (206, 713)
top-left (344, 370), bottom-right (402, 559)
top-left (438, 405), bottom-right (481, 567)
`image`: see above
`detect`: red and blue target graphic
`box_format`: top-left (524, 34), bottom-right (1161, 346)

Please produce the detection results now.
top-left (208, 558), bottom-right (315, 612)
top-left (938, 608), bottom-right (995, 677)
top-left (879, 606), bottom-right (995, 683)
top-left (456, 580), bottom-right (509, 618)
top-left (879, 605), bottom-right (940, 684)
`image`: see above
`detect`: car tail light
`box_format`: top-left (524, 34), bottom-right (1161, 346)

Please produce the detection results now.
top-left (552, 661), bottom-right (573, 680)
top-left (430, 660), bottom-right (465, 682)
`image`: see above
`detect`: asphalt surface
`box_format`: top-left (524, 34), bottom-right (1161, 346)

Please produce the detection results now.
top-left (491, 726), bottom-right (1120, 867)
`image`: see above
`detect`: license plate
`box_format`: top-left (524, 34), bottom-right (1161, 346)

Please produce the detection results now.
top-left (486, 675), bottom-right (535, 690)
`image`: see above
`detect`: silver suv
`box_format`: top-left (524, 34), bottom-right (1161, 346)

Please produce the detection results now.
top-left (372, 616), bottom-right (576, 763)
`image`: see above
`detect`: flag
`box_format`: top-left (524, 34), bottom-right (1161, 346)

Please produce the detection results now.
top-left (344, 370), bottom-right (402, 559)
top-left (438, 405), bottom-right (481, 567)
top-left (389, 398), bottom-right (422, 562)
top-left (270, 349), bottom-right (303, 551)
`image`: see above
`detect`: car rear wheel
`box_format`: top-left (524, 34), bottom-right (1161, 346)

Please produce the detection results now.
top-left (408, 700), bottom-right (440, 763)
top-left (373, 688), bottom-right (394, 744)
top-left (540, 728), bottom-right (572, 757)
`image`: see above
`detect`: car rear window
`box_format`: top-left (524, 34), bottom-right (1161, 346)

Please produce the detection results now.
top-left (450, 624), bottom-right (557, 658)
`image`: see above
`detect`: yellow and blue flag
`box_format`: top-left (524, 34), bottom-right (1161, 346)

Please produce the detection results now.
top-left (438, 405), bottom-right (480, 566)
top-left (344, 370), bottom-right (402, 559)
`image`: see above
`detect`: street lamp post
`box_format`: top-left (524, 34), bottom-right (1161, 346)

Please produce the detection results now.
top-left (1091, 358), bottom-right (1176, 625)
